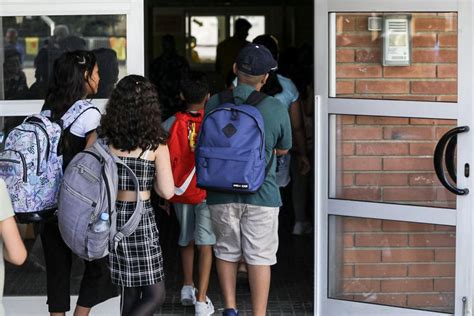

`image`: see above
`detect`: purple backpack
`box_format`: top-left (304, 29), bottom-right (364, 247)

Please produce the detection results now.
top-left (196, 90), bottom-right (268, 193)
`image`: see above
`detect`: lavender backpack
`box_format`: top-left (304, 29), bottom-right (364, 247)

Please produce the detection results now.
top-left (58, 139), bottom-right (143, 261)
top-left (0, 100), bottom-right (99, 223)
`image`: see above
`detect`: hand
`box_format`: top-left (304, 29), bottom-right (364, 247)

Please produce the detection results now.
top-left (297, 154), bottom-right (311, 175)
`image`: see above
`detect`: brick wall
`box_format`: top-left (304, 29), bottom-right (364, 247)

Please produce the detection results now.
top-left (336, 13), bottom-right (457, 101)
top-left (336, 115), bottom-right (457, 208)
top-left (331, 216), bottom-right (455, 313)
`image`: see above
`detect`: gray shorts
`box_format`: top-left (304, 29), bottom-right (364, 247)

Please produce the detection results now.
top-left (208, 203), bottom-right (279, 265)
top-left (174, 201), bottom-right (216, 247)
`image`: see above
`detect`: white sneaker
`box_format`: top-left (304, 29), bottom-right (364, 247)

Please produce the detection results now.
top-left (292, 221), bottom-right (313, 235)
top-left (195, 296), bottom-right (215, 315)
top-left (180, 285), bottom-right (196, 306)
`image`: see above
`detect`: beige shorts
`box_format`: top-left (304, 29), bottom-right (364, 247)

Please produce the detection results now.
top-left (208, 203), bottom-right (279, 265)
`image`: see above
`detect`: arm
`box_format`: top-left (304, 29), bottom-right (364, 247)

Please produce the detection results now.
top-left (153, 144), bottom-right (175, 200)
top-left (289, 99), bottom-right (311, 175)
top-left (1, 217), bottom-right (27, 265)
top-left (275, 149), bottom-right (289, 156)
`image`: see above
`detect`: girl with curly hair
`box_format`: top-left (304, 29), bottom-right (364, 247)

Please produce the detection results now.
top-left (99, 75), bottom-right (174, 316)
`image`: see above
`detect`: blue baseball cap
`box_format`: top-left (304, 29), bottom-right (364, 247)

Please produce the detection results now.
top-left (236, 43), bottom-right (278, 76)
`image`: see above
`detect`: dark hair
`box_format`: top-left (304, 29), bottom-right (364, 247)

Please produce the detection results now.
top-left (180, 71), bottom-right (209, 105)
top-left (44, 50), bottom-right (97, 120)
top-left (253, 35), bottom-right (282, 97)
top-left (235, 19), bottom-right (252, 33)
top-left (93, 48), bottom-right (119, 98)
top-left (99, 75), bottom-right (167, 151)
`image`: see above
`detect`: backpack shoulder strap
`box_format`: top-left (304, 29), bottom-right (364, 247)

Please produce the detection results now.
top-left (61, 101), bottom-right (101, 130)
top-left (219, 90), bottom-right (235, 104)
top-left (245, 91), bottom-right (267, 106)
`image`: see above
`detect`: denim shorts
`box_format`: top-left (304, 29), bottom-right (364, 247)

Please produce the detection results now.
top-left (173, 201), bottom-right (216, 247)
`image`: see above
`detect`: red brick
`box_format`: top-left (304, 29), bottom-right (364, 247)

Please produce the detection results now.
top-left (382, 249), bottom-right (434, 262)
top-left (383, 126), bottom-right (434, 140)
top-left (341, 115), bottom-right (355, 124)
top-left (341, 127), bottom-right (383, 140)
top-left (384, 65), bottom-right (436, 78)
top-left (435, 249), bottom-right (455, 262)
top-left (383, 221), bottom-right (434, 232)
top-left (409, 143), bottom-right (436, 155)
top-left (353, 294), bottom-right (407, 306)
top-left (409, 233), bottom-right (456, 247)
top-left (383, 158), bottom-right (433, 171)
top-left (409, 263), bottom-right (455, 277)
top-left (342, 279), bottom-right (381, 293)
top-left (343, 173), bottom-right (354, 186)
top-left (438, 34), bottom-right (457, 47)
top-left (356, 116), bottom-right (409, 125)
top-left (337, 81), bottom-right (355, 94)
top-left (436, 188), bottom-right (457, 201)
top-left (343, 157), bottom-right (382, 171)
top-left (355, 143), bottom-right (409, 155)
top-left (355, 173), bottom-right (408, 186)
top-left (344, 234), bottom-right (354, 247)
top-left (356, 81), bottom-right (409, 94)
top-left (435, 225), bottom-right (456, 232)
top-left (414, 17), bottom-right (457, 32)
top-left (344, 249), bottom-right (381, 263)
top-left (437, 95), bottom-right (458, 102)
top-left (412, 33), bottom-right (437, 47)
top-left (336, 49), bottom-right (355, 62)
top-left (342, 143), bottom-right (354, 155)
top-left (343, 218), bottom-right (382, 232)
top-left (355, 234), bottom-right (408, 247)
top-left (412, 81), bottom-right (457, 94)
top-left (407, 293), bottom-right (454, 307)
top-left (384, 188), bottom-right (436, 201)
top-left (385, 95), bottom-right (436, 101)
top-left (354, 264), bottom-right (407, 277)
top-left (437, 65), bottom-right (457, 78)
top-left (436, 126), bottom-right (455, 138)
top-left (413, 49), bottom-right (457, 63)
top-left (434, 278), bottom-right (455, 291)
top-left (337, 34), bottom-right (380, 47)
top-left (355, 49), bottom-right (381, 63)
top-left (341, 187), bottom-right (381, 200)
top-left (356, 15), bottom-right (371, 31)
top-left (381, 279), bottom-right (433, 292)
top-left (336, 15), bottom-right (356, 32)
top-left (337, 64), bottom-right (382, 78)
top-left (409, 173), bottom-right (440, 186)
top-left (409, 118), bottom-right (455, 125)
top-left (343, 265), bottom-right (354, 277)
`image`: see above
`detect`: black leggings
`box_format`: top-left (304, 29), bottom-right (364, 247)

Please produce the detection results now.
top-left (120, 282), bottom-right (166, 316)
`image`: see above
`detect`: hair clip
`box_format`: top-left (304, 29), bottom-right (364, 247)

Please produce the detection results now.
top-left (76, 56), bottom-right (86, 65)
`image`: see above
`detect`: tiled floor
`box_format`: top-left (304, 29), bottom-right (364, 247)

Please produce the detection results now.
top-left (5, 193), bottom-right (314, 315)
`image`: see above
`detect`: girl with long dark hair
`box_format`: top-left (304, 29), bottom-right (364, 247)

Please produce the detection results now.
top-left (40, 50), bottom-right (117, 316)
top-left (99, 75), bottom-right (174, 316)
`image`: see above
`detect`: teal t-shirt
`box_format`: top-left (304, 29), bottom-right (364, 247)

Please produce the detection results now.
top-left (204, 84), bottom-right (292, 207)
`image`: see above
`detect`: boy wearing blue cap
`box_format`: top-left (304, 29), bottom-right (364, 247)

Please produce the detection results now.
top-left (205, 43), bottom-right (292, 316)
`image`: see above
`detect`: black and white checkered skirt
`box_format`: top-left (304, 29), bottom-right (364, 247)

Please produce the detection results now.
top-left (109, 199), bottom-right (165, 287)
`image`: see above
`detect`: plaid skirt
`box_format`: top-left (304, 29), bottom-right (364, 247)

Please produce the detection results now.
top-left (109, 199), bottom-right (165, 287)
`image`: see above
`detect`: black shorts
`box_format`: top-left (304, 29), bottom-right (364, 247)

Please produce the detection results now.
top-left (40, 222), bottom-right (118, 312)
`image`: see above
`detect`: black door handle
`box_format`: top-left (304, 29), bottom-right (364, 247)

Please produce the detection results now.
top-left (434, 126), bottom-right (469, 195)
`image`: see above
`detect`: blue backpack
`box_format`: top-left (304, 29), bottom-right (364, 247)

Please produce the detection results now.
top-left (196, 90), bottom-right (270, 193)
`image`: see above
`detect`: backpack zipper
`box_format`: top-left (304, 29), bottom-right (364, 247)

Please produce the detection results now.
top-left (28, 122), bottom-right (51, 162)
top-left (0, 150), bottom-right (28, 182)
top-left (63, 182), bottom-right (97, 207)
top-left (74, 164), bottom-right (100, 182)
top-left (14, 128), bottom-right (41, 176)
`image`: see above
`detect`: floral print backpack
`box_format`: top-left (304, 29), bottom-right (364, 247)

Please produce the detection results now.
top-left (0, 100), bottom-right (99, 223)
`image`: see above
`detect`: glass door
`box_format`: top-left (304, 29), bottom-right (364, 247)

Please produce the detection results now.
top-left (315, 1), bottom-right (473, 315)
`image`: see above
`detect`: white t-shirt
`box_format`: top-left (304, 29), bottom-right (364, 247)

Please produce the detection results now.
top-left (0, 179), bottom-right (15, 316)
top-left (69, 101), bottom-right (102, 138)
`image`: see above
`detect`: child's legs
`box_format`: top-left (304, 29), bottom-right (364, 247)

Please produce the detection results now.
top-left (121, 283), bottom-right (165, 316)
top-left (290, 156), bottom-right (310, 222)
top-left (195, 202), bottom-right (216, 301)
top-left (174, 203), bottom-right (196, 285)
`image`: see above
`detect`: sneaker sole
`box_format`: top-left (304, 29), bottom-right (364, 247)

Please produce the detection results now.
top-left (181, 298), bottom-right (195, 306)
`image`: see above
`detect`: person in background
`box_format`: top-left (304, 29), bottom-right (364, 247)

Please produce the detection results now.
top-left (93, 48), bottom-right (119, 98)
top-left (99, 75), bottom-right (174, 316)
top-left (162, 71), bottom-right (215, 315)
top-left (206, 43), bottom-right (292, 316)
top-left (40, 50), bottom-right (117, 316)
top-left (5, 28), bottom-right (25, 64)
top-left (215, 18), bottom-right (252, 86)
top-left (0, 179), bottom-right (27, 316)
